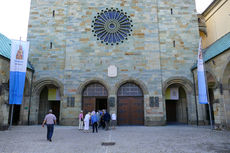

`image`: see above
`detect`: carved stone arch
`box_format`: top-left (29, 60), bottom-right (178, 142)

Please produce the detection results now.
top-left (77, 77), bottom-right (111, 96)
top-left (205, 68), bottom-right (218, 89)
top-left (163, 76), bottom-right (193, 96)
top-left (33, 77), bottom-right (64, 97)
top-left (221, 56), bottom-right (230, 88)
top-left (115, 77), bottom-right (149, 95)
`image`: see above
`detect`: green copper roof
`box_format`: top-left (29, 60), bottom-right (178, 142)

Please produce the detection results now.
top-left (0, 33), bottom-right (34, 71)
top-left (192, 32), bottom-right (230, 70)
top-left (0, 33), bottom-right (11, 59)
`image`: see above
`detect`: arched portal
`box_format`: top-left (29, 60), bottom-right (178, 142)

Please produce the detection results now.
top-left (82, 83), bottom-right (108, 115)
top-left (222, 61), bottom-right (230, 128)
top-left (117, 83), bottom-right (144, 125)
top-left (165, 84), bottom-right (188, 124)
top-left (38, 85), bottom-right (61, 124)
top-left (205, 71), bottom-right (216, 125)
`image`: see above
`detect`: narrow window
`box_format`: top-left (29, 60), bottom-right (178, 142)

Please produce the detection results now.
top-left (173, 40), bottom-right (176, 47)
top-left (53, 10), bottom-right (55, 17)
top-left (50, 42), bottom-right (52, 49)
top-left (171, 8), bottom-right (173, 15)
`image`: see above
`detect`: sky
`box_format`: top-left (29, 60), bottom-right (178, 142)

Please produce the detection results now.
top-left (0, 0), bottom-right (213, 41)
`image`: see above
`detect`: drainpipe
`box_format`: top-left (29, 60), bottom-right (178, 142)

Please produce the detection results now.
top-left (192, 69), bottom-right (199, 126)
top-left (28, 70), bottom-right (34, 125)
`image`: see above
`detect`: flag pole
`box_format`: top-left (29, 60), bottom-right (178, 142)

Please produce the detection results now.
top-left (9, 104), bottom-right (14, 129)
top-left (198, 38), bottom-right (214, 130)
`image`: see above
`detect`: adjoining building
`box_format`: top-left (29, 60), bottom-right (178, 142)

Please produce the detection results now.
top-left (0, 33), bottom-right (34, 130)
top-left (25, 0), bottom-right (202, 126)
top-left (193, 0), bottom-right (230, 129)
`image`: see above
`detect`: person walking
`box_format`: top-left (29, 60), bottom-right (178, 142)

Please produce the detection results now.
top-left (91, 111), bottom-right (98, 133)
top-left (42, 109), bottom-right (56, 142)
top-left (103, 110), bottom-right (111, 131)
top-left (84, 112), bottom-right (91, 132)
top-left (111, 113), bottom-right (116, 129)
top-left (78, 110), bottom-right (84, 130)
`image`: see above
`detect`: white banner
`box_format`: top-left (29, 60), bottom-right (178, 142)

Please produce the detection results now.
top-left (10, 40), bottom-right (30, 72)
top-left (170, 88), bottom-right (179, 100)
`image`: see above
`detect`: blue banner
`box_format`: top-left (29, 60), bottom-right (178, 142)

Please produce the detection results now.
top-left (197, 38), bottom-right (208, 104)
top-left (9, 72), bottom-right (26, 105)
top-left (9, 40), bottom-right (29, 105)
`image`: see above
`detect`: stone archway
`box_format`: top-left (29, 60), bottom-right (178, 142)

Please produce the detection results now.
top-left (77, 78), bottom-right (111, 113)
top-left (115, 78), bottom-right (149, 96)
top-left (30, 78), bottom-right (63, 124)
top-left (205, 71), bottom-right (217, 125)
top-left (82, 83), bottom-right (108, 116)
top-left (163, 77), bottom-right (194, 124)
top-left (222, 61), bottom-right (230, 128)
top-left (117, 82), bottom-right (144, 125)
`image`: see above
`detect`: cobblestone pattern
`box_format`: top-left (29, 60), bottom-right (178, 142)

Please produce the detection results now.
top-left (0, 126), bottom-right (230, 153)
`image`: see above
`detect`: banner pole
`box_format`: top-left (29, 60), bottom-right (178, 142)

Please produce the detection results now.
top-left (9, 104), bottom-right (14, 129)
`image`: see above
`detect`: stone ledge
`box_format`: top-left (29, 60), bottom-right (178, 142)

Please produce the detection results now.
top-left (145, 121), bottom-right (166, 126)
top-left (0, 125), bottom-right (9, 131)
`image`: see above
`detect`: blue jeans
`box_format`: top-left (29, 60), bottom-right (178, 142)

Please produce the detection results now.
top-left (46, 124), bottom-right (54, 140)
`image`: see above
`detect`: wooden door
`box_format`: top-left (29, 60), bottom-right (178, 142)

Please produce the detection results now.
top-left (118, 97), bottom-right (144, 125)
top-left (130, 97), bottom-right (144, 125)
top-left (166, 100), bottom-right (177, 122)
top-left (83, 97), bottom-right (95, 116)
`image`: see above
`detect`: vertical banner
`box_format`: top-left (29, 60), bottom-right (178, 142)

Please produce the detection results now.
top-left (9, 40), bottom-right (30, 105)
top-left (197, 38), bottom-right (208, 104)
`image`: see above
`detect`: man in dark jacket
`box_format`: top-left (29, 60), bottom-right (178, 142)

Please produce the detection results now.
top-left (103, 110), bottom-right (111, 130)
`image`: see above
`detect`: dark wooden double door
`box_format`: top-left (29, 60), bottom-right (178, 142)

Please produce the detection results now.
top-left (83, 97), bottom-right (107, 116)
top-left (118, 97), bottom-right (144, 125)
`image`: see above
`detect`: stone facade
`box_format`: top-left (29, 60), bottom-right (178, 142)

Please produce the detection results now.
top-left (27, 0), bottom-right (201, 125)
top-left (193, 48), bottom-right (230, 129)
top-left (0, 55), bottom-right (33, 130)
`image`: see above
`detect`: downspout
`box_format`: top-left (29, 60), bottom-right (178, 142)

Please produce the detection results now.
top-left (28, 70), bottom-right (34, 125)
top-left (192, 69), bottom-right (199, 126)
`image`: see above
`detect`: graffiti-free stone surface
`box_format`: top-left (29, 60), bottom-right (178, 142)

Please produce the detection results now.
top-left (27, 0), bottom-right (200, 125)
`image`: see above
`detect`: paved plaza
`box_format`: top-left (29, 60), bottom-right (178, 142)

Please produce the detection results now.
top-left (0, 125), bottom-right (230, 153)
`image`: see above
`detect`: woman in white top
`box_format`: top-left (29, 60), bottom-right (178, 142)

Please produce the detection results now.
top-left (84, 112), bottom-right (91, 132)
top-left (111, 113), bottom-right (116, 129)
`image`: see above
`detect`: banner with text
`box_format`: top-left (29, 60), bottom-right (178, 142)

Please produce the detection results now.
top-left (9, 40), bottom-right (29, 105)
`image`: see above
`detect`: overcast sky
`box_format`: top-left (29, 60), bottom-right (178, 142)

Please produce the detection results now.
top-left (0, 0), bottom-right (213, 41)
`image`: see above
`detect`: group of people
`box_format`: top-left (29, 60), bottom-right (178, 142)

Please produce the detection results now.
top-left (42, 109), bottom-right (117, 142)
top-left (78, 110), bottom-right (116, 133)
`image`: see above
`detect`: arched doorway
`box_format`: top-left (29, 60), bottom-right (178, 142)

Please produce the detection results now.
top-left (38, 85), bottom-right (61, 124)
top-left (82, 83), bottom-right (108, 115)
top-left (165, 85), bottom-right (188, 124)
top-left (222, 61), bottom-right (230, 128)
top-left (117, 83), bottom-right (144, 125)
top-left (206, 71), bottom-right (216, 125)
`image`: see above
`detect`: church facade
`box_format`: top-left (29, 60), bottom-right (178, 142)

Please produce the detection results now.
top-left (27, 0), bottom-right (201, 125)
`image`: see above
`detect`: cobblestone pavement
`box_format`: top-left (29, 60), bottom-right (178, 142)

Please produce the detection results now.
top-left (0, 125), bottom-right (230, 153)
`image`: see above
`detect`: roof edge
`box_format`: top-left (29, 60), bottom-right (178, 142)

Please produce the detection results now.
top-left (202, 0), bottom-right (221, 16)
